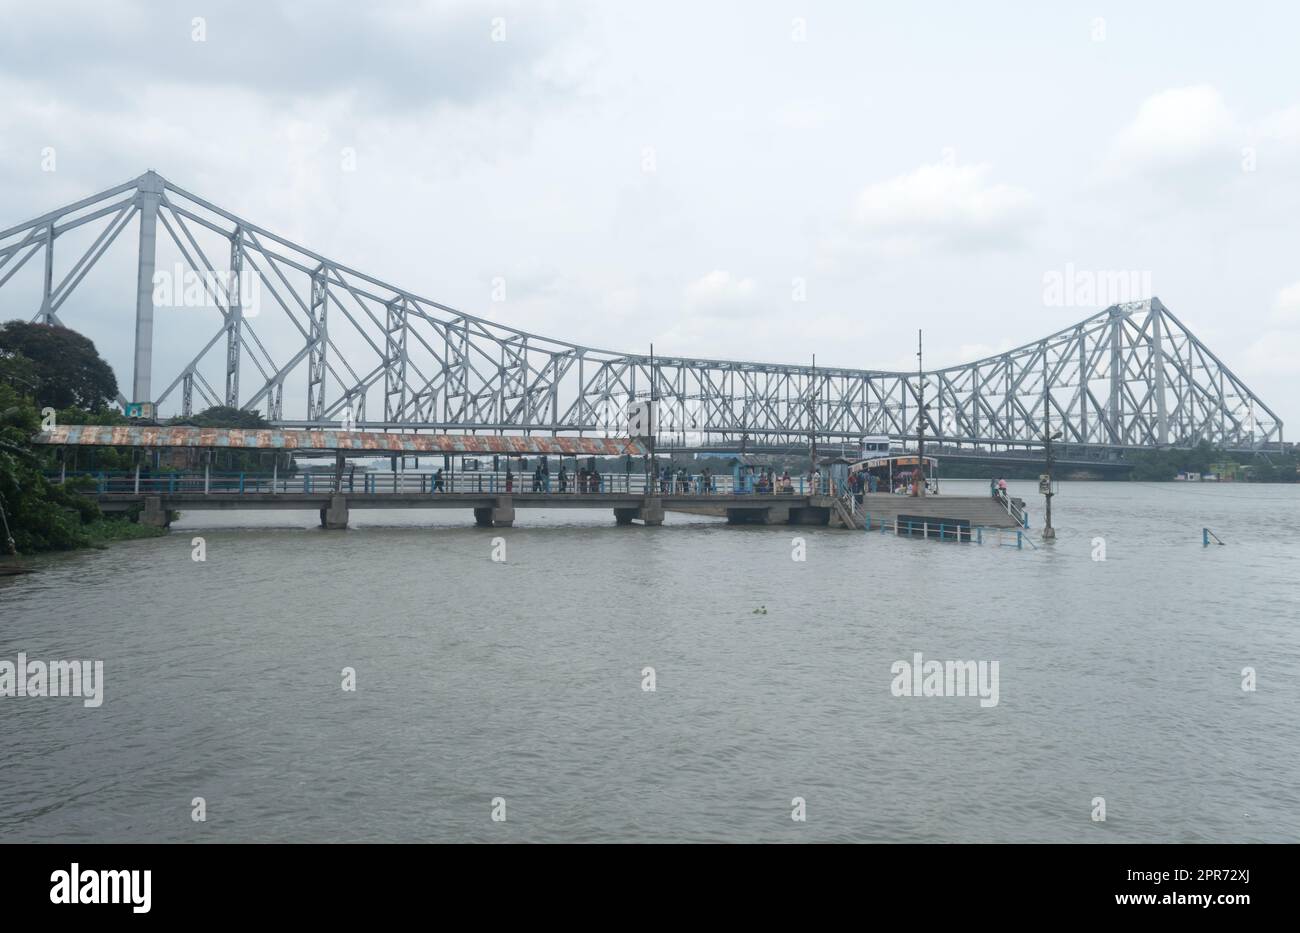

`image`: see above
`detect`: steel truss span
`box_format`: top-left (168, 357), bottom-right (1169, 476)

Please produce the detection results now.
top-left (0, 171), bottom-right (1283, 450)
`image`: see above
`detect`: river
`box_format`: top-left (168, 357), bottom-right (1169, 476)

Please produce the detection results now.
top-left (1, 479), bottom-right (1297, 842)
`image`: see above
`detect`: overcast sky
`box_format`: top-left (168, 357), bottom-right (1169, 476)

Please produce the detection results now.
top-left (1, 1), bottom-right (1296, 429)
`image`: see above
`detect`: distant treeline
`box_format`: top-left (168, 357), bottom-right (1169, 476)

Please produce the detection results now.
top-left (942, 442), bottom-right (1299, 482)
top-left (1124, 441), bottom-right (1298, 482)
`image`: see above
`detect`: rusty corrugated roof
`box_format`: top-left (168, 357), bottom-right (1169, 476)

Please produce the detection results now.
top-left (33, 425), bottom-right (648, 456)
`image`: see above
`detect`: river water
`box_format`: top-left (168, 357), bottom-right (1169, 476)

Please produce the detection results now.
top-left (1, 479), bottom-right (1297, 842)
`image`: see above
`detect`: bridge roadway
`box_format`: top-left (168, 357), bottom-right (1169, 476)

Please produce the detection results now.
top-left (107, 490), bottom-right (816, 529)
top-left (102, 488), bottom-right (1028, 532)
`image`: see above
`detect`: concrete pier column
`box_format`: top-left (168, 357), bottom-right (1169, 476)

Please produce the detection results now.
top-left (473, 507), bottom-right (494, 527)
top-left (140, 496), bottom-right (170, 528)
top-left (762, 505), bottom-right (792, 525)
top-left (491, 496), bottom-right (515, 527)
top-left (320, 494), bottom-right (349, 529)
top-left (788, 506), bottom-right (830, 525)
top-left (640, 498), bottom-right (664, 526)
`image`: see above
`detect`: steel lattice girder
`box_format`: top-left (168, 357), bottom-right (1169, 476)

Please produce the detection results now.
top-left (0, 171), bottom-right (1284, 451)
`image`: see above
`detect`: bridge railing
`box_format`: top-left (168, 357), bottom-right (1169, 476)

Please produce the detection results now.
top-left (993, 490), bottom-right (1029, 527)
top-left (55, 469), bottom-right (774, 497)
top-left (55, 469), bottom-right (965, 500)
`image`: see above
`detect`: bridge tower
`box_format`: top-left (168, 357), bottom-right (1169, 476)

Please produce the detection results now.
top-left (131, 170), bottom-right (164, 407)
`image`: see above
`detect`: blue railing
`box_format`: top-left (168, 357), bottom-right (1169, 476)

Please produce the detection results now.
top-left (48, 469), bottom-right (794, 497)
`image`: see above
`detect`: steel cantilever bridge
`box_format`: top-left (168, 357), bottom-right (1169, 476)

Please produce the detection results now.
top-left (0, 170), bottom-right (1283, 452)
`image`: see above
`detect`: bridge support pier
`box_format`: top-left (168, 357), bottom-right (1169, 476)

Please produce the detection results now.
top-left (491, 497), bottom-right (515, 527)
top-left (639, 498), bottom-right (664, 526)
top-left (725, 508), bottom-right (779, 525)
top-left (320, 494), bottom-right (349, 530)
top-left (827, 508), bottom-right (851, 530)
top-left (761, 505), bottom-right (791, 525)
top-left (140, 496), bottom-right (170, 528)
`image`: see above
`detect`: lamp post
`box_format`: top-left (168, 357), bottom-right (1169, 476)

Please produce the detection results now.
top-left (648, 343), bottom-right (657, 494)
top-left (1041, 427), bottom-right (1061, 540)
top-left (809, 354), bottom-right (817, 493)
top-left (916, 329), bottom-right (926, 497)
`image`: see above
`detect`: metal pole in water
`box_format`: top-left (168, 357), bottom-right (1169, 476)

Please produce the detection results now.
top-left (916, 329), bottom-right (926, 497)
top-left (1041, 421), bottom-right (1061, 541)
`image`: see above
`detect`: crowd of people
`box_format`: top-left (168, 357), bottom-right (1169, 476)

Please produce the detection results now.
top-left (656, 465), bottom-right (720, 494)
top-left (423, 458), bottom-right (951, 497)
top-left (846, 469), bottom-right (879, 499)
top-left (415, 457), bottom-right (972, 502)
top-left (730, 465), bottom-right (801, 494)
top-left (499, 460), bottom-right (608, 493)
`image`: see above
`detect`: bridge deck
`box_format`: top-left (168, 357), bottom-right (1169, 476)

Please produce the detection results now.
top-left (96, 492), bottom-right (811, 511)
top-left (94, 485), bottom-right (1028, 533)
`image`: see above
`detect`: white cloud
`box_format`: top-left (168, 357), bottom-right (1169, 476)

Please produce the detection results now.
top-left (1273, 281), bottom-right (1300, 323)
top-left (1258, 106), bottom-right (1300, 146)
top-left (851, 161), bottom-right (1035, 252)
top-left (1108, 85), bottom-right (1238, 174)
top-left (953, 342), bottom-right (1014, 365)
top-left (1105, 87), bottom-right (1300, 183)
top-left (1242, 329), bottom-right (1300, 375)
top-left (769, 99), bottom-right (841, 131)
top-left (683, 270), bottom-right (759, 318)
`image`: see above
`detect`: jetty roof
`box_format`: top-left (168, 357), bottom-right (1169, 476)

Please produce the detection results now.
top-left (33, 425), bottom-right (648, 457)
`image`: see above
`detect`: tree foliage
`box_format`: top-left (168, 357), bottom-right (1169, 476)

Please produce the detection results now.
top-left (0, 320), bottom-right (119, 410)
top-left (0, 323), bottom-right (131, 554)
top-left (0, 348), bottom-right (40, 395)
top-left (0, 383), bottom-right (102, 554)
top-left (1127, 440), bottom-right (1298, 482)
top-left (171, 405), bottom-right (268, 429)
top-left (1128, 441), bottom-right (1219, 481)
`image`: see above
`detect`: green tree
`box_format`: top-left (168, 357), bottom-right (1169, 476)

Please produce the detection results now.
top-left (0, 348), bottom-right (40, 395)
top-left (1129, 440), bottom-right (1225, 481)
top-left (0, 321), bottom-right (119, 410)
top-left (0, 383), bottom-right (101, 554)
top-left (172, 405), bottom-right (269, 429)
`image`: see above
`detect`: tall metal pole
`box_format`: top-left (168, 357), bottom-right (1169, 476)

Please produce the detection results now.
top-left (648, 343), bottom-right (657, 494)
top-left (809, 354), bottom-right (818, 492)
top-left (916, 329), bottom-right (925, 496)
top-left (1042, 412), bottom-right (1059, 541)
